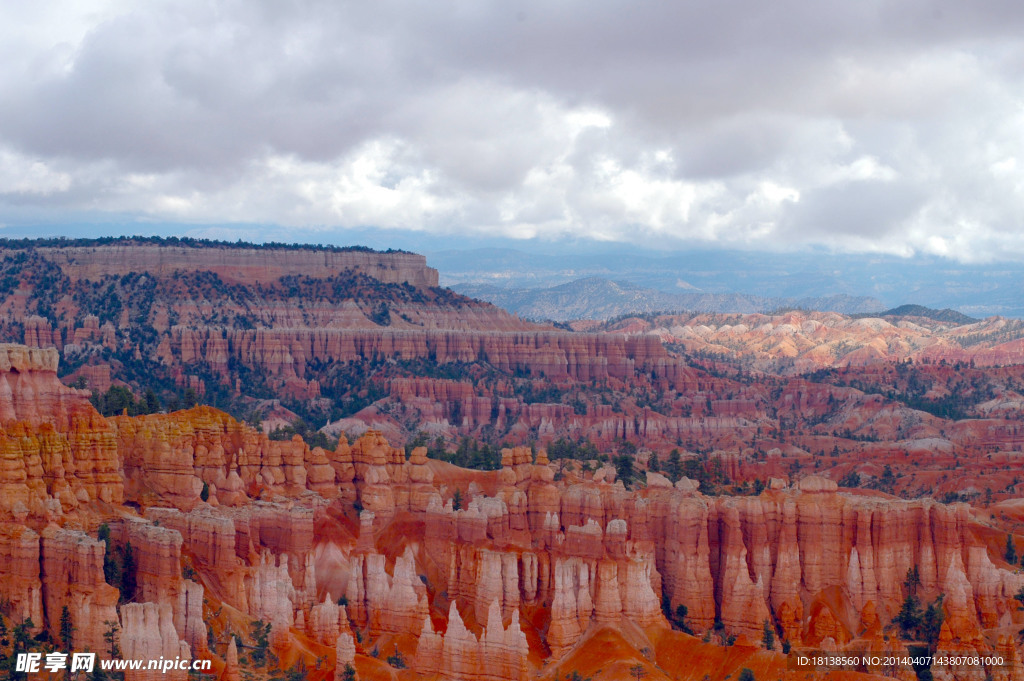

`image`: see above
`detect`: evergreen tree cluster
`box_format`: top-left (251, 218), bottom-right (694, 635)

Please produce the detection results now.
top-left (661, 596), bottom-right (694, 634)
top-left (894, 567), bottom-right (945, 648)
top-left (547, 437), bottom-right (600, 461)
top-left (97, 523), bottom-right (137, 603)
top-left (0, 235), bottom-right (399, 254)
top-left (421, 435), bottom-right (502, 470)
top-left (90, 385), bottom-right (162, 417)
top-left (268, 419), bottom-right (335, 450)
top-left (659, 449), bottom-right (732, 493)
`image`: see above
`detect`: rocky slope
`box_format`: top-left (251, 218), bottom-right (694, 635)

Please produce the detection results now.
top-left (2, 343), bottom-right (1024, 681)
top-left (9, 240), bottom-right (1024, 509)
top-left (584, 310), bottom-right (1024, 371)
top-left (0, 238), bottom-right (556, 412)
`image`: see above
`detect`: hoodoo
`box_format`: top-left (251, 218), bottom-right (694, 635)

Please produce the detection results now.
top-left (1, 342), bottom-right (1023, 680)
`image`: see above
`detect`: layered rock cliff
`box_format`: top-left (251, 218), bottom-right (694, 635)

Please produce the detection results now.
top-left (0, 343), bottom-right (123, 516)
top-left (35, 241), bottom-right (440, 288)
top-left (2, 342), bottom-right (1024, 681)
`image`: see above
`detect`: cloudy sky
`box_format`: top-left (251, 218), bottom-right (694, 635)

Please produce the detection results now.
top-left (2, 1), bottom-right (1024, 261)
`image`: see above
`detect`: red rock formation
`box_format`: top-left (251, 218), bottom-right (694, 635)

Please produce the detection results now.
top-left (247, 551), bottom-right (298, 626)
top-left (40, 526), bottom-right (120, 652)
top-left (145, 507), bottom-right (237, 571)
top-left (222, 637), bottom-right (240, 681)
top-left (0, 345), bottom-right (83, 427)
top-left (415, 600), bottom-right (528, 681)
top-left (113, 406), bottom-right (346, 514)
top-left (546, 548), bottom-right (665, 657)
top-left (714, 501), bottom-right (772, 639)
top-left (305, 445), bottom-right (337, 498)
top-left (0, 525), bottom-right (43, 627)
top-left (119, 602), bottom-right (191, 681)
top-left (307, 594), bottom-right (342, 645)
top-left (596, 309), bottom-right (1024, 371)
top-left (407, 445), bottom-right (437, 512)
top-left (0, 345), bottom-right (123, 512)
top-left (178, 579), bottom-right (208, 656)
top-left (548, 558), bottom-right (590, 657)
top-left (350, 430), bottom-right (402, 523)
top-left (226, 501), bottom-right (316, 558)
top-left (105, 518), bottom-right (208, 653)
top-left (119, 520), bottom-right (183, 606)
top-left (4, 337), bottom-right (1024, 681)
top-left (344, 547), bottom-right (428, 637)
top-left (39, 243), bottom-right (440, 288)
top-left (334, 631), bottom-right (356, 680)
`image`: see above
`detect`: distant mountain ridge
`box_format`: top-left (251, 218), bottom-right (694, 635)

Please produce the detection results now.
top-left (454, 276), bottom-right (885, 321)
top-left (873, 304), bottom-right (979, 324)
top-left (429, 246), bottom-right (1024, 317)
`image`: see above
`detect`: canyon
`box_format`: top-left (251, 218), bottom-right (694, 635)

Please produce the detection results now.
top-left (3, 341), bottom-right (1024, 681)
top-left (4, 239), bottom-right (1024, 680)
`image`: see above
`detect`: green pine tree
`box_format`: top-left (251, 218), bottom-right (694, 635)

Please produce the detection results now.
top-left (762, 619), bottom-right (775, 650)
top-left (60, 605), bottom-right (75, 648)
top-left (665, 450), bottom-right (681, 481)
top-left (103, 620), bottom-right (120, 658)
top-left (120, 543), bottom-right (137, 602)
top-left (614, 454), bottom-right (635, 487)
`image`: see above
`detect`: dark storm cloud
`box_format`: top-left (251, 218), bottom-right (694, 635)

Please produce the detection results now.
top-left (2, 1), bottom-right (1024, 259)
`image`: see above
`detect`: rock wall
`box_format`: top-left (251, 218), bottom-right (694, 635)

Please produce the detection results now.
top-left (40, 527), bottom-right (120, 652)
top-left (158, 327), bottom-right (676, 386)
top-left (0, 525), bottom-right (43, 629)
top-left (37, 244), bottom-right (440, 288)
top-left (119, 602), bottom-right (191, 681)
top-left (0, 344), bottom-right (123, 513)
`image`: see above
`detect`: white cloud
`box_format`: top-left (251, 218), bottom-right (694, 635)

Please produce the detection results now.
top-left (0, 149), bottom-right (72, 195)
top-left (4, 1), bottom-right (1024, 260)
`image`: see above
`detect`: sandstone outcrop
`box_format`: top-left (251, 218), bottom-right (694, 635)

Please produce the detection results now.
top-left (597, 310), bottom-right (1024, 371)
top-left (145, 506), bottom-right (237, 571)
top-left (334, 631), bottom-right (356, 680)
top-left (344, 547), bottom-right (429, 637)
top-left (2, 332), bottom-right (1024, 681)
top-left (0, 344), bottom-right (123, 513)
top-left (415, 600), bottom-right (529, 681)
top-left (0, 525), bottom-right (44, 629)
top-left (4, 388), bottom-right (1023, 681)
top-left (39, 243), bottom-right (440, 288)
top-left (222, 637), bottom-right (240, 681)
top-left (119, 602), bottom-right (191, 681)
top-left (40, 526), bottom-right (120, 652)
